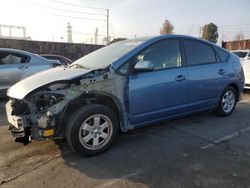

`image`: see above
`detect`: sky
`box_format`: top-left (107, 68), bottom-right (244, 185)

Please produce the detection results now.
top-left (0, 0), bottom-right (249, 44)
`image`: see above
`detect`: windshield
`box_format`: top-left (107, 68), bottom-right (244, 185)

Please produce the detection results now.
top-left (72, 39), bottom-right (146, 69)
top-left (233, 51), bottom-right (248, 58)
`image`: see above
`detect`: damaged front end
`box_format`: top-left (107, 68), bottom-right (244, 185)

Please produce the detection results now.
top-left (6, 84), bottom-right (68, 144)
top-left (6, 66), bottom-right (128, 144)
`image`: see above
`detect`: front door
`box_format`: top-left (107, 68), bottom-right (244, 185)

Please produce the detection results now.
top-left (128, 39), bottom-right (188, 125)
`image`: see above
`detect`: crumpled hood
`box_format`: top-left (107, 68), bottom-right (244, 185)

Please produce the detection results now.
top-left (7, 67), bottom-right (92, 100)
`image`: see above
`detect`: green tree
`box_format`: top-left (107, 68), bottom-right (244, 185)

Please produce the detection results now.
top-left (160, 19), bottom-right (174, 35)
top-left (202, 23), bottom-right (218, 43)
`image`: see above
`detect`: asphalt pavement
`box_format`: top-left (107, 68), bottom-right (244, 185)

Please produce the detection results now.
top-left (0, 92), bottom-right (250, 188)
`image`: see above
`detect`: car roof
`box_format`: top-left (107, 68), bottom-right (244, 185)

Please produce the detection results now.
top-left (128, 34), bottom-right (219, 46)
top-left (0, 48), bottom-right (39, 57)
top-left (112, 34), bottom-right (226, 69)
top-left (0, 48), bottom-right (48, 60)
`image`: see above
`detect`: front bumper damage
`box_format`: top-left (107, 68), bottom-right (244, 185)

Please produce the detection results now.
top-left (6, 99), bottom-right (58, 144)
top-left (5, 67), bottom-right (129, 144)
top-left (5, 87), bottom-right (81, 144)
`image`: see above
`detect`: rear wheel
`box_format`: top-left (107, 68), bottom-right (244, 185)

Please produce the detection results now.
top-left (66, 104), bottom-right (119, 156)
top-left (216, 86), bottom-right (237, 116)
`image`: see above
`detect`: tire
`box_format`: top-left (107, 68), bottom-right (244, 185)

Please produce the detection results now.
top-left (216, 86), bottom-right (237, 117)
top-left (66, 104), bottom-right (119, 156)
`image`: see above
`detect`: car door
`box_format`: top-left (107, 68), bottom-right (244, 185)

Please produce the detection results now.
top-left (128, 39), bottom-right (188, 125)
top-left (0, 51), bottom-right (29, 91)
top-left (183, 39), bottom-right (228, 110)
top-left (21, 57), bottom-right (52, 79)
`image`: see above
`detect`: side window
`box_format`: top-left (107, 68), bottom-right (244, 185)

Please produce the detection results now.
top-left (0, 52), bottom-right (28, 65)
top-left (184, 40), bottom-right (216, 66)
top-left (213, 46), bottom-right (229, 62)
top-left (135, 39), bottom-right (182, 71)
top-left (117, 61), bottom-right (130, 75)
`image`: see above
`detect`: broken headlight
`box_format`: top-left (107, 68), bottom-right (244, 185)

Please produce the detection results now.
top-left (36, 93), bottom-right (65, 111)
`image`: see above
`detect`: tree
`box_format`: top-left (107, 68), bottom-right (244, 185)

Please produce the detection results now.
top-left (108, 38), bottom-right (127, 45)
top-left (234, 31), bottom-right (244, 41)
top-left (160, 19), bottom-right (174, 35)
top-left (202, 23), bottom-right (218, 43)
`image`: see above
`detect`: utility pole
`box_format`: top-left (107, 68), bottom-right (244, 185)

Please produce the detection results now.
top-left (23, 27), bottom-right (26, 39)
top-left (95, 28), bottom-right (98, 45)
top-left (67, 22), bottom-right (73, 43)
top-left (199, 26), bottom-right (203, 38)
top-left (106, 9), bottom-right (109, 44)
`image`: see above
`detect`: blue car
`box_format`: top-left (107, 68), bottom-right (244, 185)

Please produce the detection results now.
top-left (6, 35), bottom-right (244, 156)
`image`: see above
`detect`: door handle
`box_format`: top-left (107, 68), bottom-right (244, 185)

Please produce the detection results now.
top-left (175, 75), bottom-right (186, 82)
top-left (218, 69), bottom-right (225, 75)
top-left (18, 66), bottom-right (28, 70)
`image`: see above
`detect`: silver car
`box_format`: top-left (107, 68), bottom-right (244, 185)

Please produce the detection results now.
top-left (0, 48), bottom-right (59, 95)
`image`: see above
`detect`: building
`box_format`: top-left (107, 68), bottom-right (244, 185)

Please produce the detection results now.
top-left (222, 39), bottom-right (250, 51)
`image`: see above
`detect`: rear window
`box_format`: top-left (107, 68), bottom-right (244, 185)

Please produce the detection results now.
top-left (0, 52), bottom-right (28, 65)
top-left (184, 40), bottom-right (216, 66)
top-left (213, 46), bottom-right (229, 62)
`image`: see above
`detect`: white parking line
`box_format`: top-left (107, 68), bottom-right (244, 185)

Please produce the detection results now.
top-left (200, 126), bottom-right (250, 150)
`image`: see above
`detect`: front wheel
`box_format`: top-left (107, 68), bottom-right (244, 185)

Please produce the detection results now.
top-left (216, 86), bottom-right (237, 117)
top-left (66, 104), bottom-right (119, 156)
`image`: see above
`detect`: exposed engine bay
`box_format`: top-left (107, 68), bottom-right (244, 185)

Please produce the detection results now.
top-left (6, 66), bottom-right (128, 144)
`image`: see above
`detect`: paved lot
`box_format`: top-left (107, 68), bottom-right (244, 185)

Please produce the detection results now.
top-left (0, 92), bottom-right (250, 188)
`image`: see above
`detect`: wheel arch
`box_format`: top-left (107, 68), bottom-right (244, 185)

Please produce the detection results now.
top-left (227, 83), bottom-right (240, 102)
top-left (60, 91), bottom-right (127, 136)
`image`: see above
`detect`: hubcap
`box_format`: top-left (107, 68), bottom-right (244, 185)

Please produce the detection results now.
top-left (79, 114), bottom-right (113, 150)
top-left (222, 90), bottom-right (235, 113)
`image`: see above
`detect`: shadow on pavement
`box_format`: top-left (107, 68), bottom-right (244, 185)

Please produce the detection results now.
top-left (53, 97), bottom-right (250, 187)
top-left (53, 113), bottom-right (212, 187)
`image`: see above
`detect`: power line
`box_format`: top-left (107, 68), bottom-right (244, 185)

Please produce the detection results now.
top-left (21, 1), bottom-right (106, 16)
top-left (72, 31), bottom-right (108, 37)
top-left (219, 27), bottom-right (250, 31)
top-left (43, 12), bottom-right (106, 21)
top-left (220, 24), bottom-right (250, 28)
top-left (49, 0), bottom-right (107, 11)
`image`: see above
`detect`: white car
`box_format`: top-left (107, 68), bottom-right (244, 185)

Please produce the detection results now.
top-left (232, 50), bottom-right (250, 63)
top-left (242, 62), bottom-right (250, 89)
top-left (231, 50), bottom-right (250, 89)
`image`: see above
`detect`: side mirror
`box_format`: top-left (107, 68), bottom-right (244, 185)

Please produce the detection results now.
top-left (134, 61), bottom-right (154, 72)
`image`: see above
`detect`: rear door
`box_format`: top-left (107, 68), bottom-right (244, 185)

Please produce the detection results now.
top-left (183, 39), bottom-right (227, 110)
top-left (128, 38), bottom-right (188, 125)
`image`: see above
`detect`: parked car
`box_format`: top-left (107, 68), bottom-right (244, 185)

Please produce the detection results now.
top-left (0, 48), bottom-right (60, 96)
top-left (231, 50), bottom-right (250, 88)
top-left (6, 35), bottom-right (244, 156)
top-left (41, 54), bottom-right (72, 65)
top-left (231, 50), bottom-right (250, 62)
top-left (242, 62), bottom-right (250, 89)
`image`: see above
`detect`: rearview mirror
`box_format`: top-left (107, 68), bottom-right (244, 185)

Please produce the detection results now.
top-left (134, 61), bottom-right (154, 72)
